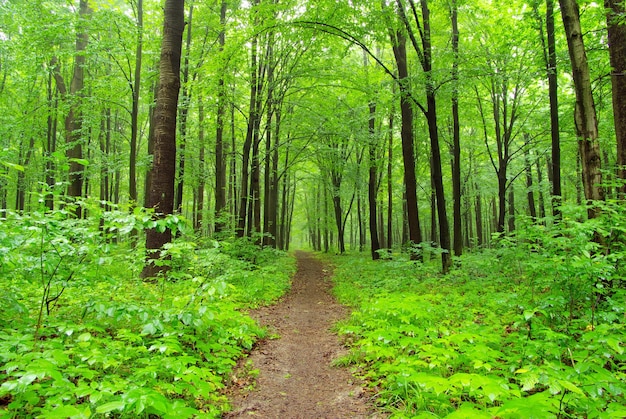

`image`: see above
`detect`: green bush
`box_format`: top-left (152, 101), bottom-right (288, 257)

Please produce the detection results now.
top-left (0, 204), bottom-right (294, 418)
top-left (330, 209), bottom-right (626, 419)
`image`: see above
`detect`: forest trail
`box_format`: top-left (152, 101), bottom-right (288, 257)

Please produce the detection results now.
top-left (224, 251), bottom-right (381, 419)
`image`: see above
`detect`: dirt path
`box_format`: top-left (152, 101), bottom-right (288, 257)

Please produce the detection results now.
top-left (224, 251), bottom-right (380, 419)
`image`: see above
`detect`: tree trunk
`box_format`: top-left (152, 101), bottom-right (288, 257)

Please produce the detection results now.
top-left (214, 0), bottom-right (228, 232)
top-left (129, 0), bottom-right (143, 205)
top-left (559, 0), bottom-right (604, 218)
top-left (237, 28), bottom-right (260, 237)
top-left (450, 0), bottom-right (462, 257)
top-left (195, 96), bottom-right (205, 231)
top-left (526, 149), bottom-right (537, 221)
top-left (141, 0), bottom-right (185, 278)
top-left (547, 0), bottom-right (562, 215)
top-left (45, 66), bottom-right (57, 211)
top-left (508, 184), bottom-right (516, 232)
top-left (387, 97), bottom-right (394, 252)
top-left (390, 29), bottom-right (422, 256)
top-left (367, 102), bottom-right (380, 260)
top-left (175, 1), bottom-right (193, 214)
top-left (606, 0), bottom-right (626, 196)
top-left (52, 0), bottom-right (92, 217)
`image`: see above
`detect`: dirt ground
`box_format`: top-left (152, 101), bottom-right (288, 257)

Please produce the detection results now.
top-left (223, 251), bottom-right (382, 419)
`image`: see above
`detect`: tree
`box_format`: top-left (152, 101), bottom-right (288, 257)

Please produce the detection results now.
top-left (52, 0), bottom-right (92, 217)
top-left (450, 0), bottom-right (462, 256)
top-left (559, 0), bottom-right (604, 218)
top-left (389, 27), bottom-right (423, 256)
top-left (142, 0), bottom-right (185, 278)
top-left (605, 0), bottom-right (626, 196)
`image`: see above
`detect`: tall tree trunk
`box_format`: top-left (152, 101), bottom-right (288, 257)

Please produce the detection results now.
top-left (195, 96), bottom-right (205, 231)
top-left (52, 0), bottom-right (92, 217)
top-left (537, 158), bottom-right (547, 219)
top-left (390, 30), bottom-right (422, 256)
top-left (141, 0), bottom-right (185, 278)
top-left (129, 0), bottom-right (143, 205)
top-left (475, 184), bottom-right (484, 247)
top-left (263, 38), bottom-right (275, 246)
top-left (45, 66), bottom-right (57, 211)
top-left (237, 30), bottom-right (259, 237)
top-left (368, 100), bottom-right (381, 260)
top-left (450, 0), bottom-right (462, 257)
top-left (559, 0), bottom-right (604, 218)
top-left (606, 0), bottom-right (626, 196)
top-left (214, 0), bottom-right (228, 232)
top-left (144, 76), bottom-right (158, 209)
top-left (16, 137), bottom-right (35, 212)
top-left (508, 184), bottom-right (516, 232)
top-left (175, 1), bottom-right (193, 214)
top-left (387, 96), bottom-right (394, 252)
top-left (526, 149), bottom-right (537, 221)
top-left (419, 0), bottom-right (451, 272)
top-left (547, 0), bottom-right (562, 215)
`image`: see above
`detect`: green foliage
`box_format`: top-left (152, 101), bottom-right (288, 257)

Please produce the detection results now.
top-left (0, 205), bottom-right (294, 418)
top-left (330, 209), bottom-right (626, 418)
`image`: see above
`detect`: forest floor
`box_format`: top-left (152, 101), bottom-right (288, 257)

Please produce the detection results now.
top-left (223, 251), bottom-right (382, 419)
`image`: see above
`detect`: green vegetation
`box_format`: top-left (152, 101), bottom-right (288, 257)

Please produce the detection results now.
top-left (330, 206), bottom-right (626, 418)
top-left (0, 202), bottom-right (294, 418)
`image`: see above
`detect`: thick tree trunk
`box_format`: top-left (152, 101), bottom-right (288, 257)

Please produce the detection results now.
top-left (559, 0), bottom-right (604, 218)
top-left (141, 0), bottom-right (185, 278)
top-left (606, 0), bottom-right (626, 196)
top-left (390, 30), bottom-right (422, 256)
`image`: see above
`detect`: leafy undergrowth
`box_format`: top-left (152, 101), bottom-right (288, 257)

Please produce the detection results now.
top-left (0, 206), bottom-right (294, 418)
top-left (329, 213), bottom-right (626, 418)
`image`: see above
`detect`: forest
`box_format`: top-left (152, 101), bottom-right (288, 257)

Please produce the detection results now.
top-left (0, 0), bottom-right (625, 417)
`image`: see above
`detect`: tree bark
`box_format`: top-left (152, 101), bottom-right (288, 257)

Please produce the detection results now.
top-left (390, 29), bottom-right (422, 256)
top-left (547, 0), bottom-right (562, 215)
top-left (175, 1), bottom-right (193, 214)
top-left (368, 100), bottom-right (381, 260)
top-left (51, 0), bottom-right (92, 217)
top-left (605, 0), bottom-right (626, 196)
top-left (141, 0), bottom-right (185, 278)
top-left (214, 0), bottom-right (228, 232)
top-left (559, 0), bottom-right (604, 218)
top-left (129, 0), bottom-right (143, 205)
top-left (450, 0), bottom-right (462, 257)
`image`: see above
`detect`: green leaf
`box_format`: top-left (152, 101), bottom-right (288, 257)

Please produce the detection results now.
top-left (2, 161), bottom-right (24, 172)
top-left (96, 400), bottom-right (125, 414)
top-left (69, 158), bottom-right (90, 166)
top-left (558, 379), bottom-right (585, 396)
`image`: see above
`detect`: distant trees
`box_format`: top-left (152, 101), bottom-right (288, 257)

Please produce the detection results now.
top-left (2, 0), bottom-right (626, 274)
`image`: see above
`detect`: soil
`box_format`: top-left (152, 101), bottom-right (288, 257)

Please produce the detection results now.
top-left (223, 251), bottom-right (382, 419)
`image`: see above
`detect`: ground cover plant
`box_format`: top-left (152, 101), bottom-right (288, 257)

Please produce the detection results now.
top-left (329, 206), bottom-right (626, 418)
top-left (0, 203), bottom-right (295, 418)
